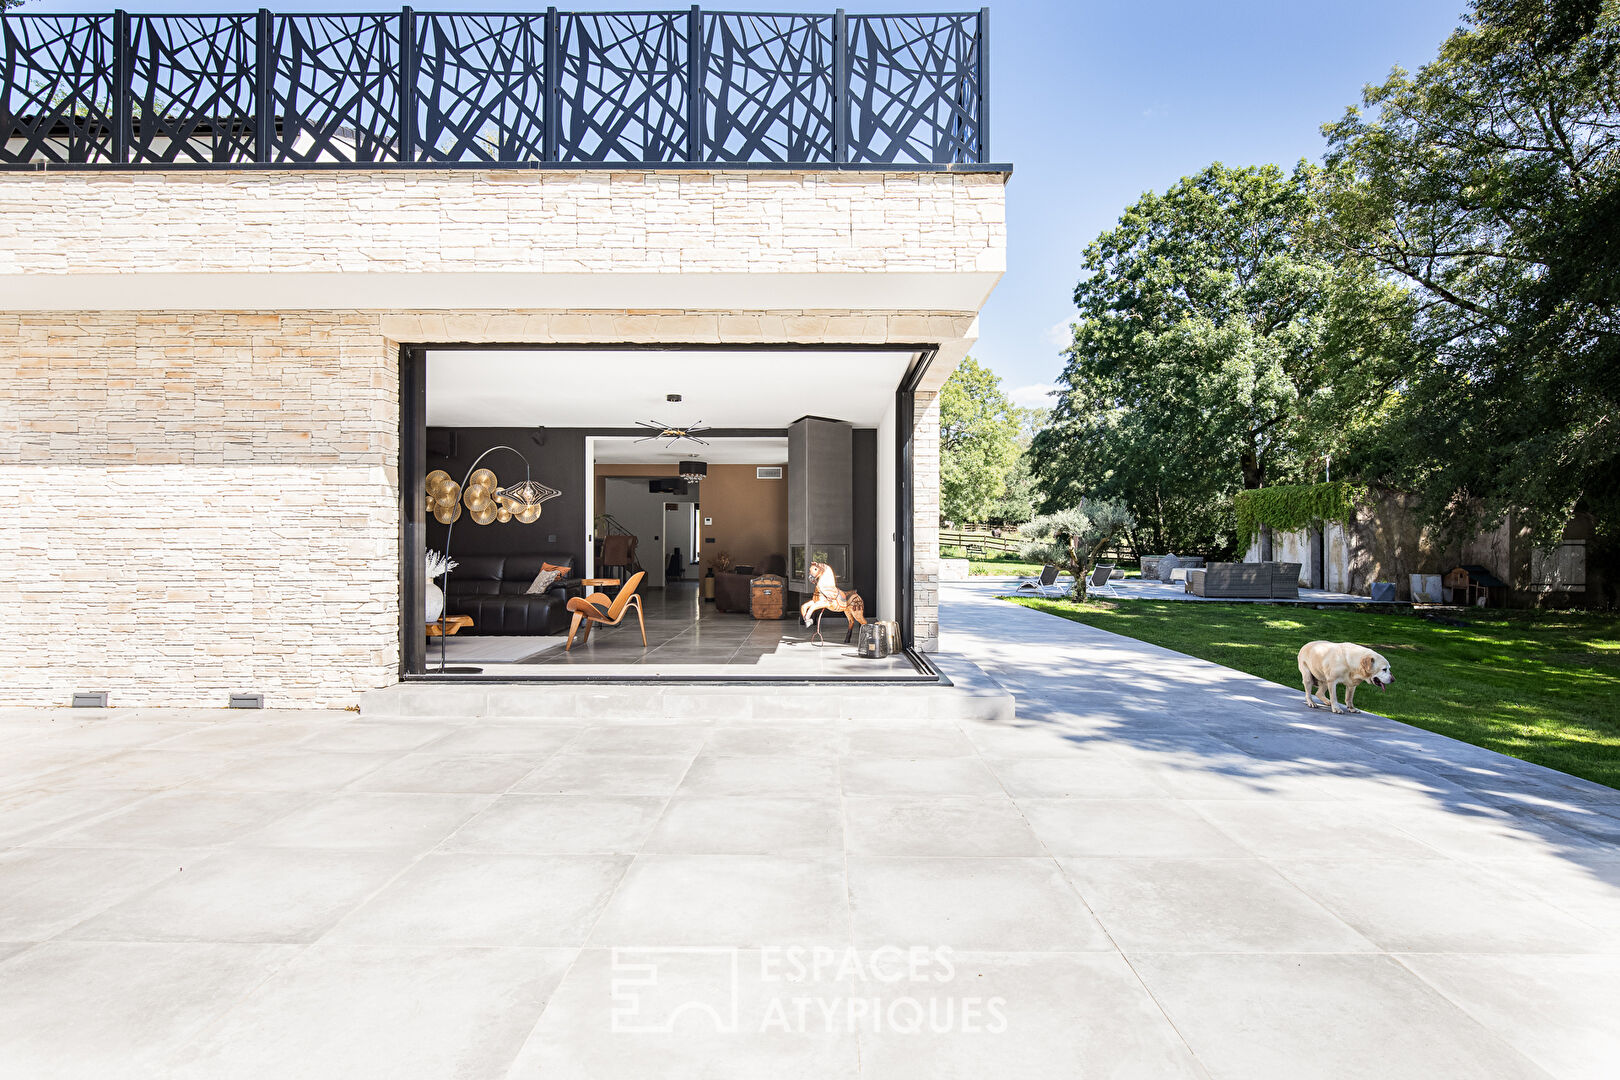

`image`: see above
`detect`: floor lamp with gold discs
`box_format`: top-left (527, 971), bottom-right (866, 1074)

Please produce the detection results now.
top-left (426, 445), bottom-right (561, 673)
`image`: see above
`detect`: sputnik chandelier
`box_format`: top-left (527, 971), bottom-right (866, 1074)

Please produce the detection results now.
top-left (425, 463), bottom-right (560, 526)
top-left (633, 419), bottom-right (712, 447)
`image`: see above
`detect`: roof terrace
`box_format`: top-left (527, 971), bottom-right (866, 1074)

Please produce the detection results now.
top-left (0, 7), bottom-right (992, 169)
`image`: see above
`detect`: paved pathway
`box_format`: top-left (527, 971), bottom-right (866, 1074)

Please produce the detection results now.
top-left (0, 583), bottom-right (1613, 1077)
top-left (942, 580), bottom-right (1620, 1080)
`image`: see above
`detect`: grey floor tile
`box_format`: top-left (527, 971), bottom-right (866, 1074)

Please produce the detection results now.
top-left (166, 944), bottom-right (574, 1080)
top-left (858, 951), bottom-right (1204, 1080)
top-left (33, 791), bottom-right (313, 849)
top-left (347, 753), bottom-right (539, 794)
top-left (62, 848), bottom-right (411, 944)
top-left (1019, 798), bottom-right (1249, 858)
top-left (840, 756), bottom-right (1003, 797)
top-left (1474, 856), bottom-right (1620, 930)
top-left (241, 792), bottom-right (491, 852)
top-left (414, 723), bottom-right (578, 756)
top-left (677, 754), bottom-right (841, 797)
top-left (1276, 858), bottom-right (1614, 954)
top-left (1059, 857), bottom-right (1376, 954)
top-left (647, 797), bottom-right (842, 855)
top-left (842, 725), bottom-right (979, 758)
top-left (1132, 952), bottom-right (1552, 1080)
top-left (506, 946), bottom-right (862, 1080)
top-left (702, 724), bottom-right (845, 758)
top-left (514, 753), bottom-right (695, 796)
top-left (191, 751), bottom-right (403, 792)
top-left (443, 794), bottom-right (666, 854)
top-left (1187, 799), bottom-right (1445, 859)
top-left (294, 721), bottom-right (461, 753)
top-left (843, 796), bottom-right (1044, 857)
top-left (326, 853), bottom-right (630, 946)
top-left (849, 856), bottom-right (1111, 952)
top-left (0, 848), bottom-right (189, 941)
top-left (1397, 953), bottom-right (1620, 1080)
top-left (569, 725), bottom-right (709, 756)
top-left (590, 855), bottom-right (849, 947)
top-left (0, 941), bottom-right (298, 1080)
top-left (0, 788), bottom-right (155, 845)
top-left (985, 755), bottom-right (1171, 799)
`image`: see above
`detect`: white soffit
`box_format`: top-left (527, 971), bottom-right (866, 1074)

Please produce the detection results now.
top-left (426, 349), bottom-right (916, 428)
top-left (592, 437), bottom-right (788, 465)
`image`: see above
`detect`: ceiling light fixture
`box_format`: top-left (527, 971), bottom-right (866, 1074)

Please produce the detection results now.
top-left (633, 418), bottom-right (711, 447)
top-left (678, 459), bottom-right (708, 481)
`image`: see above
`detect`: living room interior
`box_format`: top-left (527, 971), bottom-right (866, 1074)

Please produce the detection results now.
top-left (417, 346), bottom-right (928, 679)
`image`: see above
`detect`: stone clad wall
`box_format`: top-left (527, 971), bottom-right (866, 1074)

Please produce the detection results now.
top-left (2, 308), bottom-right (970, 706)
top-left (1, 311), bottom-right (401, 708)
top-left (2, 169), bottom-right (1005, 277)
top-left (912, 389), bottom-right (942, 651)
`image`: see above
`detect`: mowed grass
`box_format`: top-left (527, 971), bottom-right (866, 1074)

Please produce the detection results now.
top-left (1005, 596), bottom-right (1620, 790)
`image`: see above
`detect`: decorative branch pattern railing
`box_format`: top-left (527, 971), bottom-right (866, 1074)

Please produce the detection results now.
top-left (0, 7), bottom-right (989, 167)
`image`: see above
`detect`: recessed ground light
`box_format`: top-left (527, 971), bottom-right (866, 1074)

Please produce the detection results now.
top-left (71, 691), bottom-right (109, 708)
top-left (666, 393), bottom-right (683, 402)
top-left (229, 693), bottom-right (265, 709)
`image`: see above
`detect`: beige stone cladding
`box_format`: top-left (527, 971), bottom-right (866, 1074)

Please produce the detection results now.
top-left (2, 308), bottom-right (968, 707)
top-left (911, 388), bottom-right (942, 652)
top-left (1, 311), bottom-right (401, 708)
top-left (3, 169), bottom-right (1005, 277)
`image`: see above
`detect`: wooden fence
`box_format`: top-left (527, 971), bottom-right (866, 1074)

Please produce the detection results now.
top-left (940, 522), bottom-right (1136, 564)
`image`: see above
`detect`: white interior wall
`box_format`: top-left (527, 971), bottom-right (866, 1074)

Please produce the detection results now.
top-left (876, 396), bottom-right (897, 623)
top-left (663, 503), bottom-right (697, 575)
top-left (603, 478), bottom-right (697, 588)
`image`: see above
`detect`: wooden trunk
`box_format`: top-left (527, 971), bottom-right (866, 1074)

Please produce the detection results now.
top-left (750, 575), bottom-right (786, 620)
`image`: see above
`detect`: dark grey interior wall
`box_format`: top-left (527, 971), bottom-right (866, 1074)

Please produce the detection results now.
top-left (425, 427), bottom-right (587, 563)
top-left (787, 417), bottom-right (855, 591)
top-left (852, 428), bottom-right (878, 616)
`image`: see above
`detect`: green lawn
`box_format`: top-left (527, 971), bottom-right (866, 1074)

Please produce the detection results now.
top-left (1005, 596), bottom-right (1620, 790)
top-left (948, 550), bottom-right (1142, 579)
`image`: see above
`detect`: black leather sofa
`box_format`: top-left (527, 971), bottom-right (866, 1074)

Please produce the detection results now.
top-left (443, 552), bottom-right (583, 636)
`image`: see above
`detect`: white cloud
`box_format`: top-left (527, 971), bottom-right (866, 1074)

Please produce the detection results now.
top-left (1044, 320), bottom-right (1073, 348)
top-left (1009, 383), bottom-right (1058, 410)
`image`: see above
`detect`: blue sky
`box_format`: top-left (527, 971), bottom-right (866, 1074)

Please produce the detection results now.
top-left (28, 0), bottom-right (1468, 403)
top-left (974, 0), bottom-right (1465, 408)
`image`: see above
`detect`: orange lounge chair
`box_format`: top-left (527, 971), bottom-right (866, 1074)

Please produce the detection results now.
top-left (565, 570), bottom-right (647, 651)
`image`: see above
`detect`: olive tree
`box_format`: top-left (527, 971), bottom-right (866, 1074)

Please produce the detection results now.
top-left (1019, 499), bottom-right (1136, 600)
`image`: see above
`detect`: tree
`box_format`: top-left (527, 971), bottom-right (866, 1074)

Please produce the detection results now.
top-left (1320, 0), bottom-right (1620, 542)
top-left (984, 406), bottom-right (1046, 524)
top-left (939, 356), bottom-right (1022, 523)
top-left (1031, 163), bottom-right (1413, 553)
top-left (1019, 499), bottom-right (1136, 600)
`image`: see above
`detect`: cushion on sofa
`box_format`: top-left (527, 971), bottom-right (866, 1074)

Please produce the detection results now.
top-left (526, 568), bottom-right (564, 594)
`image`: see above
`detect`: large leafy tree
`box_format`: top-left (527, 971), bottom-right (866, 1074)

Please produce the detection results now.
top-left (939, 356), bottom-right (1023, 523)
top-left (1032, 163), bottom-right (1413, 553)
top-left (1320, 0), bottom-right (1619, 541)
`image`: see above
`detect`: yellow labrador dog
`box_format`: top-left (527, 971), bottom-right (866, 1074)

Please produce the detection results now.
top-left (1298, 640), bottom-right (1393, 714)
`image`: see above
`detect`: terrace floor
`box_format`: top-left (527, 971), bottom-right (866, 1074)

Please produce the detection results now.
top-left (0, 582), bottom-right (1615, 1077)
top-left (1005, 573), bottom-right (1388, 604)
top-left (431, 581), bottom-right (922, 679)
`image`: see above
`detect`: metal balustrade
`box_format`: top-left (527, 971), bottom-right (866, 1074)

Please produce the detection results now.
top-left (0, 7), bottom-right (990, 168)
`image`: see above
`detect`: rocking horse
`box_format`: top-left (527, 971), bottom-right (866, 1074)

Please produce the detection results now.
top-left (799, 561), bottom-right (866, 644)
